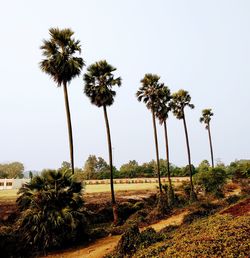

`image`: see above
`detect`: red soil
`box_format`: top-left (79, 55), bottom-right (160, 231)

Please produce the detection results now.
top-left (220, 198), bottom-right (250, 216)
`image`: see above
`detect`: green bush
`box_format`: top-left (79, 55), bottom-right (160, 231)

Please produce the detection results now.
top-left (16, 170), bottom-right (87, 253)
top-left (110, 225), bottom-right (163, 258)
top-left (238, 178), bottom-right (250, 195)
top-left (194, 167), bottom-right (227, 197)
top-left (114, 224), bottom-right (141, 257)
top-left (183, 201), bottom-right (222, 224)
top-left (140, 227), bottom-right (163, 247)
top-left (177, 180), bottom-right (193, 200)
top-left (118, 201), bottom-right (142, 223)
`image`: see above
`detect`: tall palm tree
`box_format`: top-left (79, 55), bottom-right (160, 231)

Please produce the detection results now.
top-left (155, 85), bottom-right (175, 204)
top-left (136, 74), bottom-right (164, 194)
top-left (200, 108), bottom-right (214, 168)
top-left (83, 60), bottom-right (121, 225)
top-left (170, 89), bottom-right (197, 201)
top-left (40, 28), bottom-right (84, 174)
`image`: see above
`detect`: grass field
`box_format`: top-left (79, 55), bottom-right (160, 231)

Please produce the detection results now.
top-left (0, 183), bottom-right (160, 202)
top-left (0, 180), bottom-right (186, 203)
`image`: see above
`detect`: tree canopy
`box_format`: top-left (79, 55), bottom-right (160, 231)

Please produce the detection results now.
top-left (0, 162), bottom-right (24, 178)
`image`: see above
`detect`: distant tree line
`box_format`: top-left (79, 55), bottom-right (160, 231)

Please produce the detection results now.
top-left (64, 156), bottom-right (250, 180)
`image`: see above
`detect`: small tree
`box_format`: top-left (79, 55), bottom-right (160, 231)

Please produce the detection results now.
top-left (194, 168), bottom-right (227, 198)
top-left (197, 160), bottom-right (210, 173)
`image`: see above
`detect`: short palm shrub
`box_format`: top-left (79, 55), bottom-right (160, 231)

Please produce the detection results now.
top-left (16, 170), bottom-right (87, 252)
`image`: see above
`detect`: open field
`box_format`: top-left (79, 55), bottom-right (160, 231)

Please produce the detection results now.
top-left (0, 184), bottom-right (158, 203)
top-left (0, 189), bottom-right (18, 203)
top-left (0, 180), bottom-right (186, 203)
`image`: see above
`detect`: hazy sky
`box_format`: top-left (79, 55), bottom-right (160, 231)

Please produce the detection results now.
top-left (0, 0), bottom-right (249, 171)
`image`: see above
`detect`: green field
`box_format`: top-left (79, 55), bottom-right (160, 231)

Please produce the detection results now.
top-left (85, 182), bottom-right (159, 193)
top-left (0, 179), bottom-right (187, 203)
top-left (0, 183), bottom-right (160, 202)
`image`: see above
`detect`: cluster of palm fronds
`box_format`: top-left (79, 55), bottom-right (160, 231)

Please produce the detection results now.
top-left (16, 170), bottom-right (86, 252)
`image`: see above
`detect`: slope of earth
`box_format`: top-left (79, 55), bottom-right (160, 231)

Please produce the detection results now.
top-left (134, 198), bottom-right (250, 258)
top-left (220, 197), bottom-right (250, 216)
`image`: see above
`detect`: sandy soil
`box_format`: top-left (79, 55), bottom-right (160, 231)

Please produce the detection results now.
top-left (44, 210), bottom-right (188, 258)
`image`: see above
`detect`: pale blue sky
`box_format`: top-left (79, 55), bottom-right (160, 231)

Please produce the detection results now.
top-left (0, 0), bottom-right (249, 171)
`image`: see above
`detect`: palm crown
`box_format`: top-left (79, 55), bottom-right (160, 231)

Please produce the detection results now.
top-left (200, 108), bottom-right (213, 129)
top-left (136, 74), bottom-right (164, 111)
top-left (170, 89), bottom-right (194, 119)
top-left (40, 28), bottom-right (84, 86)
top-left (83, 60), bottom-right (121, 107)
top-left (155, 86), bottom-right (172, 124)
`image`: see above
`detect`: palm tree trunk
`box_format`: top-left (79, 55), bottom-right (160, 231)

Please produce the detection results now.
top-left (208, 123), bottom-right (214, 168)
top-left (152, 110), bottom-right (162, 193)
top-left (163, 120), bottom-right (173, 192)
top-left (103, 105), bottom-right (118, 224)
top-left (182, 113), bottom-right (196, 200)
top-left (63, 82), bottom-right (74, 174)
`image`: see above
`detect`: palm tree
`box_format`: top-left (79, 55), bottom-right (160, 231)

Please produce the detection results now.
top-left (136, 74), bottom-right (164, 194)
top-left (200, 108), bottom-right (214, 168)
top-left (155, 85), bottom-right (175, 204)
top-left (170, 89), bottom-right (197, 201)
top-left (83, 60), bottom-right (121, 225)
top-left (40, 28), bottom-right (84, 174)
top-left (17, 170), bottom-right (86, 252)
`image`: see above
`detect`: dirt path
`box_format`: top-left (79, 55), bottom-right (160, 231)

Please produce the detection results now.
top-left (45, 210), bottom-right (188, 258)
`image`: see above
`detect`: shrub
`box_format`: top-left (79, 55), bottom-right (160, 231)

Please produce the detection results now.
top-left (16, 170), bottom-right (87, 253)
top-left (89, 205), bottom-right (113, 224)
top-left (140, 227), bottom-right (163, 247)
top-left (114, 224), bottom-right (141, 257)
top-left (183, 201), bottom-right (221, 224)
top-left (194, 167), bottom-right (227, 198)
top-left (225, 195), bottom-right (241, 205)
top-left (159, 224), bottom-right (179, 236)
top-left (156, 194), bottom-right (169, 214)
top-left (110, 226), bottom-right (163, 258)
top-left (118, 201), bottom-right (142, 223)
top-left (177, 180), bottom-right (193, 201)
top-left (238, 178), bottom-right (250, 195)
top-left (89, 226), bottom-right (109, 239)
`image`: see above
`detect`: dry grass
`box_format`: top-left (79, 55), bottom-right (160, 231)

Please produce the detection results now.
top-left (0, 189), bottom-right (18, 203)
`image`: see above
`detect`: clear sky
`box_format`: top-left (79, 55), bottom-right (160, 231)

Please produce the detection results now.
top-left (0, 0), bottom-right (249, 171)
